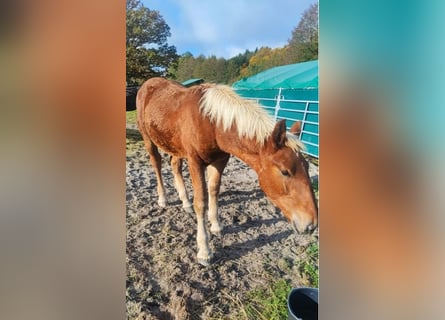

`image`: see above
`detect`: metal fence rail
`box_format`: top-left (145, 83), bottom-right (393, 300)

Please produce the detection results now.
top-left (241, 89), bottom-right (319, 158)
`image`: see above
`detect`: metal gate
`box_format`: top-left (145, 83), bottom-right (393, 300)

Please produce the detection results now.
top-left (238, 88), bottom-right (319, 158)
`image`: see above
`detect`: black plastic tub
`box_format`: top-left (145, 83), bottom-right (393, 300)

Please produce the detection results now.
top-left (287, 287), bottom-right (318, 320)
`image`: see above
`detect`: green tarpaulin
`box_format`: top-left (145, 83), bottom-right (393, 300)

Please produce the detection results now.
top-left (232, 60), bottom-right (319, 158)
top-left (232, 60), bottom-right (318, 89)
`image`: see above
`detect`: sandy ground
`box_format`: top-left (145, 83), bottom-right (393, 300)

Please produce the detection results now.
top-left (126, 129), bottom-right (319, 319)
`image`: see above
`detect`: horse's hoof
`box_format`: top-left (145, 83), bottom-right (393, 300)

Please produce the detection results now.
top-left (210, 225), bottom-right (223, 236)
top-left (197, 252), bottom-right (212, 266)
top-left (197, 258), bottom-right (211, 266)
top-left (211, 230), bottom-right (222, 237)
top-left (158, 200), bottom-right (167, 208)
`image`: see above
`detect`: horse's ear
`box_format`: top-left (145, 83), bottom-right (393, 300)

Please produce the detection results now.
top-left (271, 119), bottom-right (287, 148)
top-left (289, 120), bottom-right (302, 136)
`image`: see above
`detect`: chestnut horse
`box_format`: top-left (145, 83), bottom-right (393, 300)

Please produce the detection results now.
top-left (136, 78), bottom-right (318, 265)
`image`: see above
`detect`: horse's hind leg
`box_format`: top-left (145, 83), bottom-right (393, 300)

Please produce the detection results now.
top-left (171, 156), bottom-right (193, 213)
top-left (141, 135), bottom-right (167, 208)
top-left (207, 154), bottom-right (230, 235)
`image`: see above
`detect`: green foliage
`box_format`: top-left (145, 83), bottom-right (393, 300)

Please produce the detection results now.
top-left (126, 110), bottom-right (137, 125)
top-left (170, 52), bottom-right (195, 81)
top-left (239, 47), bottom-right (292, 79)
top-left (242, 279), bottom-right (292, 320)
top-left (126, 0), bottom-right (178, 85)
top-left (302, 243), bottom-right (319, 287)
top-left (288, 2), bottom-right (319, 63)
top-left (170, 49), bottom-right (255, 84)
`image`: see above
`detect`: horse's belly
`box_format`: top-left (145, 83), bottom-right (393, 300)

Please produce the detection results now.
top-left (148, 128), bottom-right (185, 157)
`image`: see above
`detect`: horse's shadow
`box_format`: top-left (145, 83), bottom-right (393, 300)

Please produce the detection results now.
top-left (218, 189), bottom-right (266, 206)
top-left (221, 215), bottom-right (282, 236)
top-left (168, 188), bottom-right (267, 209)
top-left (212, 216), bottom-right (294, 264)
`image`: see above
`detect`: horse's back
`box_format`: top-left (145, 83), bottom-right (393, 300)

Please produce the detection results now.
top-left (136, 77), bottom-right (185, 109)
top-left (136, 77), bottom-right (212, 157)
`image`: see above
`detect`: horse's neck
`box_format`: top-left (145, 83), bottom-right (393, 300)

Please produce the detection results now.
top-left (217, 134), bottom-right (263, 172)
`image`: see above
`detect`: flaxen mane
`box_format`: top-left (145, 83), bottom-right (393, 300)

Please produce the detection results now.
top-left (199, 84), bottom-right (305, 152)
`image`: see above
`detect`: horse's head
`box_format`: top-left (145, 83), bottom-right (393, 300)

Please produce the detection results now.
top-left (258, 120), bottom-right (318, 234)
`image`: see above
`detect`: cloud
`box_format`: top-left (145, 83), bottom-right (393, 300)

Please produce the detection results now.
top-left (157, 0), bottom-right (316, 58)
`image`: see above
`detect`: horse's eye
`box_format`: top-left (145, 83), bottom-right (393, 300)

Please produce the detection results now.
top-left (281, 169), bottom-right (291, 177)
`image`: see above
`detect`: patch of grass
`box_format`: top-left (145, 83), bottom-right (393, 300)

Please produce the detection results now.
top-left (228, 245), bottom-right (318, 319)
top-left (304, 263), bottom-right (318, 287)
top-left (302, 243), bottom-right (319, 287)
top-left (126, 110), bottom-right (137, 125)
top-left (241, 279), bottom-right (292, 320)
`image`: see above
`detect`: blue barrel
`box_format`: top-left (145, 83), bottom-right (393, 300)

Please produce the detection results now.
top-left (287, 287), bottom-right (318, 320)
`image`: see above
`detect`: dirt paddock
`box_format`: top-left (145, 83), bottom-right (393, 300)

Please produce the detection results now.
top-left (126, 130), bottom-right (319, 319)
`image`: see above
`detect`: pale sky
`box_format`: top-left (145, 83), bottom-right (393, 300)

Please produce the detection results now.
top-left (143, 0), bottom-right (316, 58)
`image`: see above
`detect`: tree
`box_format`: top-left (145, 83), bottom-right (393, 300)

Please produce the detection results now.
top-left (288, 2), bottom-right (318, 63)
top-left (239, 47), bottom-right (290, 79)
top-left (225, 50), bottom-right (255, 83)
top-left (171, 50), bottom-right (256, 84)
top-left (126, 0), bottom-right (178, 85)
top-left (169, 52), bottom-right (195, 81)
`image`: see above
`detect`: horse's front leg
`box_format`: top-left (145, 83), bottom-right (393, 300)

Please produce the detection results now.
top-left (207, 155), bottom-right (229, 235)
top-left (171, 156), bottom-right (193, 213)
top-left (188, 158), bottom-right (211, 266)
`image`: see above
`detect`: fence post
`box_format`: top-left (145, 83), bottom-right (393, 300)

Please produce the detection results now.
top-left (273, 88), bottom-right (282, 121)
top-left (300, 101), bottom-right (310, 139)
